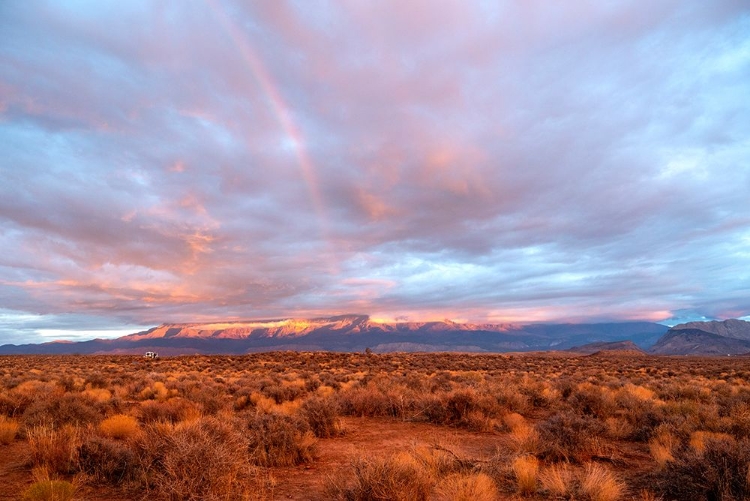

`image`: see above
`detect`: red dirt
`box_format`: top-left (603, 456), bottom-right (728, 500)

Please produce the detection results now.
top-left (272, 416), bottom-right (501, 500)
top-left (0, 441), bottom-right (32, 500)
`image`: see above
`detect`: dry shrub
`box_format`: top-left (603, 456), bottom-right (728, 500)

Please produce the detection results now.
top-left (139, 381), bottom-right (170, 401)
top-left (445, 390), bottom-right (477, 424)
top-left (27, 425), bottom-right (81, 475)
top-left (249, 392), bottom-right (277, 413)
top-left (505, 416), bottom-right (540, 455)
top-left (623, 384), bottom-right (656, 401)
top-left (604, 417), bottom-right (633, 440)
top-left (0, 415), bottom-right (19, 444)
top-left (569, 384), bottom-right (616, 419)
top-left (327, 452), bottom-right (432, 501)
top-left (138, 416), bottom-right (256, 500)
top-left (435, 472), bottom-right (497, 501)
top-left (649, 430), bottom-right (678, 467)
top-left (655, 436), bottom-right (750, 501)
top-left (512, 455), bottom-right (539, 495)
top-left (0, 391), bottom-right (26, 418)
top-left (233, 394), bottom-right (252, 411)
top-left (82, 388), bottom-right (111, 403)
top-left (689, 431), bottom-right (733, 453)
top-left (502, 412), bottom-right (526, 432)
top-left (98, 414), bottom-right (139, 440)
top-left (338, 386), bottom-right (400, 418)
top-left (621, 400), bottom-right (665, 442)
top-left (300, 396), bottom-right (341, 438)
top-left (420, 390), bottom-right (487, 427)
top-left (409, 444), bottom-right (463, 477)
top-left (465, 410), bottom-right (496, 432)
top-left (274, 399), bottom-right (303, 416)
top-left (138, 398), bottom-right (201, 424)
top-left (580, 463), bottom-right (625, 501)
top-left (537, 411), bottom-right (605, 462)
top-left (636, 490), bottom-right (663, 501)
top-left (22, 393), bottom-right (99, 428)
top-left (540, 463), bottom-right (574, 497)
top-left (247, 412), bottom-right (317, 466)
top-left (77, 435), bottom-right (137, 485)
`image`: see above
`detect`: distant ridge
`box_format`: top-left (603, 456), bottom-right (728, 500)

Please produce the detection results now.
top-left (0, 315), bottom-right (669, 355)
top-left (567, 340), bottom-right (645, 355)
top-left (670, 319), bottom-right (750, 340)
top-left (650, 319), bottom-right (750, 355)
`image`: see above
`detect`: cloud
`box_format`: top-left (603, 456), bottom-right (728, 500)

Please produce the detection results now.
top-left (0, 1), bottom-right (749, 342)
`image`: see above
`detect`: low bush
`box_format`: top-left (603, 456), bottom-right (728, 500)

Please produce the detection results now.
top-left (137, 398), bottom-right (201, 424)
top-left (77, 436), bottom-right (137, 485)
top-left (327, 452), bottom-right (433, 501)
top-left (512, 455), bottom-right (539, 495)
top-left (540, 463), bottom-right (574, 497)
top-left (338, 386), bottom-right (400, 418)
top-left (22, 393), bottom-right (100, 428)
top-left (300, 396), bottom-right (341, 438)
top-left (0, 416), bottom-right (19, 444)
top-left (537, 411), bottom-right (606, 462)
top-left (435, 472), bottom-right (497, 501)
top-left (580, 463), bottom-right (625, 501)
top-left (22, 480), bottom-right (76, 501)
top-left (247, 412), bottom-right (316, 466)
top-left (137, 416), bottom-right (256, 500)
top-left (654, 436), bottom-right (750, 501)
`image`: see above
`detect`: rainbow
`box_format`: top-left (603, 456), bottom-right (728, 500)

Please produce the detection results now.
top-left (204, 0), bottom-right (330, 246)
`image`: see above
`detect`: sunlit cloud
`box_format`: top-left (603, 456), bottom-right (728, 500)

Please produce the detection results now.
top-left (1, 1), bottom-right (749, 343)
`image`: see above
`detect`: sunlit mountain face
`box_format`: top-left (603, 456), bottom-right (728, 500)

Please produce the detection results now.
top-left (0, 315), bottom-right (671, 355)
top-left (1, 2), bottom-right (749, 344)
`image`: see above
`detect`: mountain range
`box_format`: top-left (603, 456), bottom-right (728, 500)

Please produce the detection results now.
top-left (1, 315), bottom-right (748, 356)
top-left (0, 314), bottom-right (667, 355)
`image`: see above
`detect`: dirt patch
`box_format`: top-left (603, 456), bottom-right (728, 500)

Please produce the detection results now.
top-left (0, 441), bottom-right (32, 499)
top-left (271, 416), bottom-right (500, 500)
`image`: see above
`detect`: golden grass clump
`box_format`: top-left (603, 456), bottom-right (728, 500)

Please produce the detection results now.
top-left (604, 416), bottom-right (633, 440)
top-left (326, 452), bottom-right (433, 501)
top-left (83, 387), bottom-right (111, 403)
top-left (250, 392), bottom-right (277, 413)
top-left (623, 384), bottom-right (655, 401)
top-left (409, 444), bottom-right (464, 477)
top-left (689, 431), bottom-right (733, 453)
top-left (27, 425), bottom-right (82, 475)
top-left (504, 413), bottom-right (540, 454)
top-left (139, 381), bottom-right (170, 401)
top-left (580, 463), bottom-right (625, 501)
top-left (503, 412), bottom-right (527, 431)
top-left (98, 414), bottom-right (140, 440)
top-left (512, 455), bottom-right (539, 495)
top-left (540, 463), bottom-right (574, 497)
top-left (0, 415), bottom-right (20, 444)
top-left (649, 430), bottom-right (678, 467)
top-left (435, 472), bottom-right (497, 501)
top-left (22, 470), bottom-right (76, 501)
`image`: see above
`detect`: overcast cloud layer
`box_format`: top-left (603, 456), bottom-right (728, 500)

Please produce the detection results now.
top-left (1, 1), bottom-right (749, 343)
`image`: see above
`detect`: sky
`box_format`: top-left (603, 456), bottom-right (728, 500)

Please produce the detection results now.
top-left (1, 1), bottom-right (749, 344)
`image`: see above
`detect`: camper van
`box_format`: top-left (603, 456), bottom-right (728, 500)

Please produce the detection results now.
top-left (144, 351), bottom-right (158, 359)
